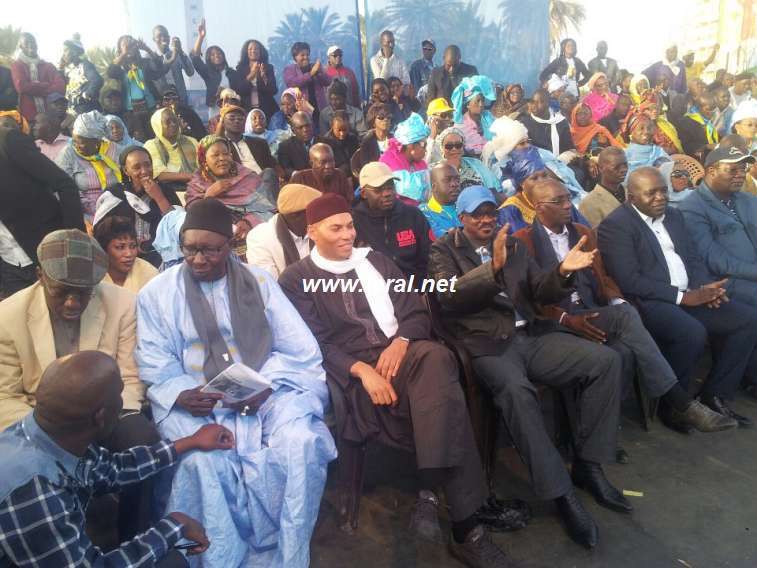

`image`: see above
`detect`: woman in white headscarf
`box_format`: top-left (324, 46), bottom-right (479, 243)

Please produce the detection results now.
top-left (55, 110), bottom-right (123, 224)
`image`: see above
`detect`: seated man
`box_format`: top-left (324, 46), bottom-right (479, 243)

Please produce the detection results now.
top-left (675, 92), bottom-right (719, 159)
top-left (290, 142), bottom-right (355, 204)
top-left (428, 185), bottom-right (626, 549)
top-left (279, 193), bottom-right (517, 567)
top-left (498, 146), bottom-right (589, 233)
top-left (578, 147), bottom-right (629, 227)
top-left (419, 161), bottom-right (463, 238)
top-left (246, 183), bottom-right (321, 279)
top-left (318, 79), bottom-right (366, 136)
top-left (0, 228), bottom-right (154, 538)
top-left (0, 351), bottom-right (233, 567)
top-left (678, 146), bottom-right (757, 307)
top-left (136, 198), bottom-right (337, 568)
top-left (353, 162), bottom-right (433, 280)
top-left (277, 111), bottom-right (316, 181)
top-left (321, 111), bottom-right (361, 182)
top-left (514, 179), bottom-right (735, 433)
top-left (598, 167), bottom-right (757, 427)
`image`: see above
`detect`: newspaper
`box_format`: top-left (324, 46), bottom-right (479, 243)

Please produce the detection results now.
top-left (200, 362), bottom-right (271, 404)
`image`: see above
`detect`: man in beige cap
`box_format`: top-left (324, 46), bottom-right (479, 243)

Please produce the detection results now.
top-left (0, 228), bottom-right (156, 540)
top-left (353, 161), bottom-right (432, 279)
top-left (246, 184), bottom-right (322, 279)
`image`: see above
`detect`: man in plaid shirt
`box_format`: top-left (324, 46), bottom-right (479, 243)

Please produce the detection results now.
top-left (0, 351), bottom-right (235, 567)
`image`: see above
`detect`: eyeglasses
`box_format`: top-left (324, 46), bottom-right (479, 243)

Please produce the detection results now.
top-left (670, 170), bottom-right (691, 179)
top-left (375, 114), bottom-right (390, 121)
top-left (422, 46), bottom-right (435, 51)
top-left (538, 196), bottom-right (572, 206)
top-left (180, 243), bottom-right (228, 259)
top-left (469, 211), bottom-right (498, 221)
top-left (444, 142), bottom-right (464, 150)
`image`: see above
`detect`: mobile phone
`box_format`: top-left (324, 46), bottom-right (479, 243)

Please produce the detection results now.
top-left (174, 541), bottom-right (201, 550)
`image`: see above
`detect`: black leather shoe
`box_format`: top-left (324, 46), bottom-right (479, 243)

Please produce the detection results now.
top-left (615, 447), bottom-right (630, 464)
top-left (475, 495), bottom-right (529, 532)
top-left (408, 490), bottom-right (443, 543)
top-left (658, 403), bottom-right (695, 435)
top-left (448, 524), bottom-right (517, 567)
top-left (701, 395), bottom-right (753, 428)
top-left (555, 489), bottom-right (598, 549)
top-left (674, 400), bottom-right (738, 432)
top-left (572, 461), bottom-right (633, 514)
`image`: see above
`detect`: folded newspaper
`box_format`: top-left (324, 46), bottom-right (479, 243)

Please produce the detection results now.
top-left (200, 362), bottom-right (271, 404)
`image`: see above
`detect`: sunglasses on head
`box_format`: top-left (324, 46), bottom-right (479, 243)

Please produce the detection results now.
top-left (444, 142), bottom-right (464, 150)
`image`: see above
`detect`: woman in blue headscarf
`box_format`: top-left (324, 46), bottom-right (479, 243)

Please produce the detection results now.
top-left (451, 75), bottom-right (497, 157)
top-left (379, 112), bottom-right (431, 205)
top-left (497, 145), bottom-right (590, 233)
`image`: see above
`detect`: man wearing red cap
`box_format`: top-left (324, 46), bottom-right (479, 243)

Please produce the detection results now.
top-left (279, 193), bottom-right (519, 567)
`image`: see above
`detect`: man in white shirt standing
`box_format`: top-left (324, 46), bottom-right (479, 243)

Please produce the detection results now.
top-left (246, 184), bottom-right (320, 279)
top-left (514, 179), bottom-right (736, 434)
top-left (598, 167), bottom-right (757, 428)
top-left (370, 30), bottom-right (410, 87)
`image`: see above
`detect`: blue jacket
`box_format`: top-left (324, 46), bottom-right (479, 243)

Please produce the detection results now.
top-left (678, 183), bottom-right (757, 305)
top-left (597, 202), bottom-right (712, 307)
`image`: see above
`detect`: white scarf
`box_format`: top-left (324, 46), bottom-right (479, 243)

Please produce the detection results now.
top-left (663, 57), bottom-right (681, 76)
top-left (310, 246), bottom-right (399, 339)
top-left (16, 52), bottom-right (46, 113)
top-left (530, 110), bottom-right (565, 156)
top-left (92, 190), bottom-right (151, 227)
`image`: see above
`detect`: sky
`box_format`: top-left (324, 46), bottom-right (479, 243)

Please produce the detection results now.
top-left (4, 0), bottom-right (689, 73)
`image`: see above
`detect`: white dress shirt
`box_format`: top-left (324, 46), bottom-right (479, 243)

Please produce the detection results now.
top-left (0, 221), bottom-right (33, 267)
top-left (370, 51), bottom-right (410, 85)
top-left (544, 225), bottom-right (580, 304)
top-left (245, 214), bottom-right (310, 279)
top-left (632, 205), bottom-right (688, 304)
top-left (231, 139), bottom-right (262, 174)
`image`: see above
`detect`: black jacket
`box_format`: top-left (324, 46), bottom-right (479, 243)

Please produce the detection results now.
top-left (0, 128), bottom-right (84, 262)
top-left (428, 227), bottom-right (574, 356)
top-left (229, 136), bottom-right (279, 171)
top-left (539, 56), bottom-right (590, 87)
top-left (597, 203), bottom-right (713, 308)
top-left (0, 67), bottom-right (17, 110)
top-left (230, 62), bottom-right (278, 120)
top-left (276, 137), bottom-right (311, 181)
top-left (518, 113), bottom-right (575, 155)
top-left (352, 199), bottom-right (432, 280)
top-left (674, 115), bottom-right (713, 157)
top-left (190, 55), bottom-right (241, 108)
top-left (426, 62), bottom-right (479, 103)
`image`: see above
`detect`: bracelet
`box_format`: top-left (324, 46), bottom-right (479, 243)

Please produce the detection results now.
top-left (559, 312), bottom-right (567, 325)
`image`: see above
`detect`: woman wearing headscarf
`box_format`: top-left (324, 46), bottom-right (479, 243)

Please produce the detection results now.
top-left (628, 74), bottom-right (651, 105)
top-left (538, 38), bottom-right (590, 97)
top-left (620, 112), bottom-right (671, 174)
top-left (190, 18), bottom-right (240, 117)
top-left (93, 145), bottom-right (181, 267)
top-left (55, 110), bottom-right (123, 224)
top-left (434, 126), bottom-right (499, 191)
top-left (497, 145), bottom-right (590, 233)
top-left (268, 87), bottom-right (312, 132)
top-left (143, 106), bottom-right (198, 190)
top-left (636, 92), bottom-right (683, 154)
top-left (582, 72), bottom-right (618, 122)
top-left (231, 39), bottom-right (278, 119)
top-left (731, 100), bottom-right (757, 152)
top-left (569, 103), bottom-right (622, 155)
top-left (186, 135), bottom-right (275, 258)
top-left (93, 215), bottom-right (158, 292)
top-left (491, 83), bottom-right (528, 120)
top-left (379, 113), bottom-right (431, 206)
top-left (483, 116), bottom-right (586, 201)
top-left (105, 114), bottom-right (143, 148)
top-left (451, 75), bottom-right (497, 157)
top-left (245, 108), bottom-right (289, 155)
top-left (658, 160), bottom-right (694, 207)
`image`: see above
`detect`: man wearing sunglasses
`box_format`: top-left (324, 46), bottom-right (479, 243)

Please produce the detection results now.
top-left (325, 45), bottom-right (361, 108)
top-left (409, 39), bottom-right (437, 94)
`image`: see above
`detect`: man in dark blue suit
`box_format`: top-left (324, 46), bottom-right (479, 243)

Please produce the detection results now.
top-left (598, 167), bottom-right (757, 430)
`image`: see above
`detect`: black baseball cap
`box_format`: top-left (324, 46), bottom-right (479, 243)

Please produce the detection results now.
top-left (704, 145), bottom-right (755, 168)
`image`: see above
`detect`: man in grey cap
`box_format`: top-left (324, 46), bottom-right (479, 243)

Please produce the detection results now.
top-left (0, 228), bottom-right (157, 540)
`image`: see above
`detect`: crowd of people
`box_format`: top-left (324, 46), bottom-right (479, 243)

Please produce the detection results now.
top-left (0, 16), bottom-right (756, 568)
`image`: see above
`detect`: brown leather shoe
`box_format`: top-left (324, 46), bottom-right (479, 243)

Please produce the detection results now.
top-left (675, 400), bottom-right (738, 432)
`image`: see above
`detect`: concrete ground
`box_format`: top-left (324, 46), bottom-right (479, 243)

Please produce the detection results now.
top-left (310, 394), bottom-right (757, 568)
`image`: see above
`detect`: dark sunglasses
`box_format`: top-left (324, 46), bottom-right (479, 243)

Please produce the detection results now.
top-left (444, 142), bottom-right (464, 150)
top-left (670, 170), bottom-right (691, 179)
top-left (375, 114), bottom-right (391, 121)
top-left (422, 46), bottom-right (435, 51)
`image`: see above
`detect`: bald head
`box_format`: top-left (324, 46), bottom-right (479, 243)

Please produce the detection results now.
top-left (430, 161), bottom-right (461, 205)
top-left (35, 351), bottom-right (123, 434)
top-left (291, 111), bottom-right (313, 143)
top-left (532, 179), bottom-right (573, 231)
top-left (310, 142), bottom-right (336, 179)
top-left (627, 166), bottom-right (668, 218)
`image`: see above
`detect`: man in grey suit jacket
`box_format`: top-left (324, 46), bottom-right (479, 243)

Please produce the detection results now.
top-left (587, 41), bottom-right (620, 87)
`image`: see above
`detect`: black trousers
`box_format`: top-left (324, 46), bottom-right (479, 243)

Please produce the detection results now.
top-left (101, 412), bottom-right (161, 540)
top-left (0, 259), bottom-right (36, 298)
top-left (637, 299), bottom-right (757, 398)
top-left (472, 330), bottom-right (622, 500)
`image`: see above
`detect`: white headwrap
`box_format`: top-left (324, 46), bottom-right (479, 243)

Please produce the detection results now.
top-left (547, 74), bottom-right (566, 94)
top-left (732, 99), bottom-right (757, 126)
top-left (73, 110), bottom-right (108, 139)
top-left (481, 116), bottom-right (529, 164)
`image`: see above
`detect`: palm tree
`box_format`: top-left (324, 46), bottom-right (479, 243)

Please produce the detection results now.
top-left (498, 0), bottom-right (551, 91)
top-left (86, 46), bottom-right (117, 76)
top-left (0, 25), bottom-right (22, 66)
top-left (548, 0), bottom-right (586, 50)
top-left (384, 0), bottom-right (458, 59)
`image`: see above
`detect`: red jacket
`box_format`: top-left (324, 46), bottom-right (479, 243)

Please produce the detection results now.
top-left (10, 59), bottom-right (65, 122)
